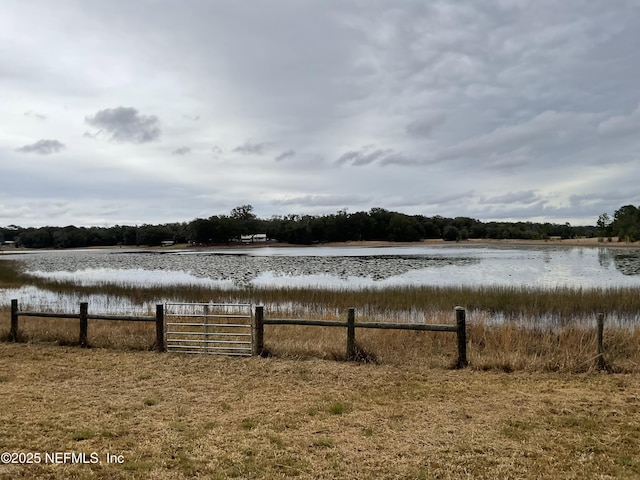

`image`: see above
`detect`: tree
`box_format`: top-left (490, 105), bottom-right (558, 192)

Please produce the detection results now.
top-left (230, 205), bottom-right (256, 221)
top-left (611, 205), bottom-right (640, 242)
top-left (596, 213), bottom-right (612, 238)
top-left (230, 205), bottom-right (258, 235)
top-left (443, 225), bottom-right (460, 241)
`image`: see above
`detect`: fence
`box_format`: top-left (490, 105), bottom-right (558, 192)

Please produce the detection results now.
top-left (4, 299), bottom-right (611, 370)
top-left (253, 305), bottom-right (469, 368)
top-left (164, 302), bottom-right (253, 356)
top-left (9, 299), bottom-right (165, 351)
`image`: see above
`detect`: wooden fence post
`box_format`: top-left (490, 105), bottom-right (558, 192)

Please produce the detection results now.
top-left (155, 304), bottom-right (165, 352)
top-left (346, 308), bottom-right (356, 360)
top-left (10, 299), bottom-right (18, 342)
top-left (79, 302), bottom-right (89, 347)
top-left (253, 306), bottom-right (264, 356)
top-left (455, 306), bottom-right (468, 368)
top-left (596, 312), bottom-right (606, 371)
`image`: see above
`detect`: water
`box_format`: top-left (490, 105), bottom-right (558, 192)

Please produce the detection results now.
top-left (2, 244), bottom-right (640, 314)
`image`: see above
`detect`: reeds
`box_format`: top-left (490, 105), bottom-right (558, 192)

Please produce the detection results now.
top-left (2, 259), bottom-right (640, 371)
top-left (10, 275), bottom-right (640, 320)
top-left (2, 307), bottom-right (639, 372)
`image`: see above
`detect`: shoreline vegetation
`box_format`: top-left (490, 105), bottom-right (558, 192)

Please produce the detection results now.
top-left (1, 253), bottom-right (640, 372)
top-left (0, 203), bottom-right (626, 250)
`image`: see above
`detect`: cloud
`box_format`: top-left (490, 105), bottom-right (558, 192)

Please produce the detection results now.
top-left (434, 111), bottom-right (599, 164)
top-left (85, 107), bottom-right (161, 143)
top-left (211, 145), bottom-right (223, 156)
top-left (234, 140), bottom-right (270, 155)
top-left (83, 130), bottom-right (101, 139)
top-left (336, 145), bottom-right (413, 166)
top-left (24, 110), bottom-right (47, 120)
top-left (479, 190), bottom-right (540, 205)
top-left (16, 139), bottom-right (65, 154)
top-left (275, 150), bottom-right (295, 162)
top-left (597, 104), bottom-right (640, 137)
top-left (273, 194), bottom-right (370, 207)
top-left (405, 113), bottom-right (446, 137)
top-left (172, 146), bottom-right (191, 155)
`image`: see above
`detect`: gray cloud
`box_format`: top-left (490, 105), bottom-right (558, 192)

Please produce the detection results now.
top-left (336, 146), bottom-right (413, 167)
top-left (172, 146), bottom-right (191, 155)
top-left (275, 150), bottom-right (295, 162)
top-left (273, 194), bottom-right (370, 207)
top-left (234, 140), bottom-right (270, 155)
top-left (3, 1), bottom-right (640, 227)
top-left (24, 110), bottom-right (47, 120)
top-left (432, 111), bottom-right (600, 165)
top-left (85, 107), bottom-right (161, 144)
top-left (83, 130), bottom-right (101, 139)
top-left (16, 139), bottom-right (65, 154)
top-left (480, 190), bottom-right (540, 205)
top-left (597, 104), bottom-right (640, 137)
top-left (406, 113), bottom-right (446, 137)
top-left (211, 145), bottom-right (223, 156)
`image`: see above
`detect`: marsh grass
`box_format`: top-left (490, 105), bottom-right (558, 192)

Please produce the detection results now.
top-left (2, 301), bottom-right (640, 372)
top-left (2, 259), bottom-right (640, 371)
top-left (0, 260), bottom-right (28, 288)
top-left (8, 257), bottom-right (640, 319)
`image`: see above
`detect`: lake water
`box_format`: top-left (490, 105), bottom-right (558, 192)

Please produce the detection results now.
top-left (2, 245), bottom-right (640, 323)
top-left (2, 244), bottom-right (640, 292)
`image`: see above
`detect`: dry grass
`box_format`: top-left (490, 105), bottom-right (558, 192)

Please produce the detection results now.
top-left (2, 307), bottom-right (640, 373)
top-left (1, 342), bottom-right (639, 479)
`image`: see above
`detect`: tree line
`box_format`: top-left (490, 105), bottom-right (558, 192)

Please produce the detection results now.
top-left (0, 204), bottom-right (613, 249)
top-left (599, 204), bottom-right (640, 242)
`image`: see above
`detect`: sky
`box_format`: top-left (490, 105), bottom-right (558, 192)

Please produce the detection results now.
top-left (2, 0), bottom-right (640, 228)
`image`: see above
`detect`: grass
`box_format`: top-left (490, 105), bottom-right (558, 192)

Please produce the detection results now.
top-left (3, 257), bottom-right (640, 477)
top-left (4, 249), bottom-right (640, 320)
top-left (1, 342), bottom-right (640, 479)
top-left (2, 257), bottom-right (640, 371)
top-left (2, 305), bottom-right (640, 373)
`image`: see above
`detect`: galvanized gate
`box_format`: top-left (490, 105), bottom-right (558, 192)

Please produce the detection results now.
top-left (164, 302), bottom-right (253, 356)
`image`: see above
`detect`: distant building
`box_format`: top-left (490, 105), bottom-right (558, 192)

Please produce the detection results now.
top-left (241, 233), bottom-right (267, 244)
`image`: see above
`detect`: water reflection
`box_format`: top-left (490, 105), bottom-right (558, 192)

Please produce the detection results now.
top-left (597, 248), bottom-right (640, 276)
top-left (612, 250), bottom-right (640, 275)
top-left (7, 249), bottom-right (481, 288)
top-left (3, 245), bottom-right (640, 289)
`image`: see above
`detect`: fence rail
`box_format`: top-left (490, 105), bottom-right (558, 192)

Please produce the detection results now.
top-left (4, 299), bottom-right (610, 370)
top-left (9, 299), bottom-right (165, 350)
top-left (253, 306), bottom-right (469, 368)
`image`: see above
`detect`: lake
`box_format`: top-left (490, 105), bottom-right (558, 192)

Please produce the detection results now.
top-left (2, 244), bottom-right (640, 292)
top-left (3, 244), bottom-right (640, 323)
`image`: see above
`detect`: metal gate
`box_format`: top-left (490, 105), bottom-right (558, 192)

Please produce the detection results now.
top-left (165, 302), bottom-right (253, 356)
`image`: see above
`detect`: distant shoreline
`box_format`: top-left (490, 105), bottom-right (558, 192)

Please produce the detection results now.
top-left (2, 237), bottom-right (638, 254)
top-left (168, 237), bottom-right (640, 251)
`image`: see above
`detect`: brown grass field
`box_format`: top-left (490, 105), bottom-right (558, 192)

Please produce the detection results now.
top-left (1, 341), bottom-right (640, 480)
top-left (1, 312), bottom-right (640, 479)
top-left (2, 247), bottom-right (640, 479)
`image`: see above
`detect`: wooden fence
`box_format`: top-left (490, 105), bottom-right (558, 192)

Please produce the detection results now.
top-left (253, 305), bottom-right (469, 368)
top-left (5, 299), bottom-right (610, 370)
top-left (9, 299), bottom-right (165, 351)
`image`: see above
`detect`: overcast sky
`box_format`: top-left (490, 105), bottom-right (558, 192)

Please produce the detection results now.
top-left (2, 1), bottom-right (640, 227)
